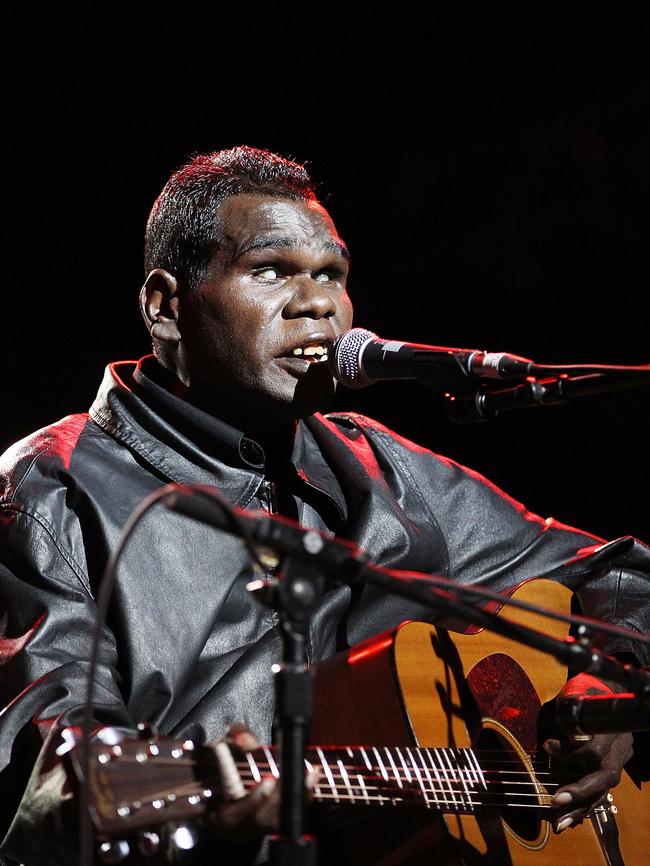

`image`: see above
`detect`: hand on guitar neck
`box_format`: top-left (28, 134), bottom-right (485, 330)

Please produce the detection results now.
top-left (207, 723), bottom-right (320, 846)
top-left (544, 673), bottom-right (635, 834)
top-left (206, 724), bottom-right (279, 844)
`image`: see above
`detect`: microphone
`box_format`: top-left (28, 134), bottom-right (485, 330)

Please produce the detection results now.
top-left (558, 691), bottom-right (650, 734)
top-left (329, 328), bottom-right (535, 389)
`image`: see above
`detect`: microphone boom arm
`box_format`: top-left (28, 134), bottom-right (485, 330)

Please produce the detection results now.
top-left (444, 371), bottom-right (650, 422)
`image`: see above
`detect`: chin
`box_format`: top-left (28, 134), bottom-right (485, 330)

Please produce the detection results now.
top-left (289, 378), bottom-right (337, 419)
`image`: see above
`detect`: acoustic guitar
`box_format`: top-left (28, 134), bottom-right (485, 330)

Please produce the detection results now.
top-left (70, 579), bottom-right (647, 864)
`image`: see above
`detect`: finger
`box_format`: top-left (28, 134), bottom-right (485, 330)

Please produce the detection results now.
top-left (543, 737), bottom-right (614, 769)
top-left (543, 738), bottom-right (563, 757)
top-left (214, 777), bottom-right (279, 836)
top-left (552, 766), bottom-right (620, 810)
top-left (543, 738), bottom-right (596, 760)
top-left (554, 795), bottom-right (609, 833)
top-left (224, 723), bottom-right (260, 752)
top-left (305, 767), bottom-right (322, 801)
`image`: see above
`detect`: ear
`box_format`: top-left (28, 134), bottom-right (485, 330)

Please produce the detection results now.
top-left (139, 269), bottom-right (181, 344)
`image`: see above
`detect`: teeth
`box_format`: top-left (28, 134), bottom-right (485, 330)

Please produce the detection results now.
top-left (291, 344), bottom-right (329, 359)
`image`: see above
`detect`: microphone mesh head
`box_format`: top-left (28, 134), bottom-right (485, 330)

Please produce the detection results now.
top-left (329, 328), bottom-right (377, 388)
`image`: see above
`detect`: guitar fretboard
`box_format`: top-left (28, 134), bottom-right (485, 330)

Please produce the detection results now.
top-left (240, 745), bottom-right (546, 815)
top-left (83, 738), bottom-right (555, 833)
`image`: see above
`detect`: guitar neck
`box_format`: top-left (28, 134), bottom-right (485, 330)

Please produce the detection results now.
top-left (76, 736), bottom-right (555, 836)
top-left (244, 744), bottom-right (550, 816)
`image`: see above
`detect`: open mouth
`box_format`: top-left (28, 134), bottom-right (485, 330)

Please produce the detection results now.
top-left (281, 340), bottom-right (331, 364)
top-left (289, 341), bottom-right (330, 363)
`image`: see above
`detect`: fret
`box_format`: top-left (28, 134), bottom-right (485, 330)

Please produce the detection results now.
top-left (452, 749), bottom-right (474, 811)
top-left (246, 752), bottom-right (261, 784)
top-left (337, 758), bottom-right (355, 803)
top-left (356, 770), bottom-right (372, 805)
top-left (262, 747), bottom-right (280, 779)
top-left (460, 749), bottom-right (478, 788)
top-left (422, 748), bottom-right (446, 806)
top-left (406, 747), bottom-right (430, 808)
top-left (317, 747), bottom-right (340, 803)
top-left (394, 746), bottom-right (413, 784)
top-left (360, 747), bottom-right (373, 772)
top-left (468, 748), bottom-right (488, 791)
top-left (372, 747), bottom-right (390, 783)
top-left (441, 749), bottom-right (465, 810)
top-left (436, 749), bottom-right (465, 808)
top-left (431, 748), bottom-right (458, 810)
top-left (384, 747), bottom-right (404, 789)
top-left (413, 748), bottom-right (439, 809)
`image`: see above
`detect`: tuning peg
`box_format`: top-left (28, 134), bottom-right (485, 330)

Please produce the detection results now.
top-left (169, 825), bottom-right (198, 851)
top-left (96, 727), bottom-right (125, 746)
top-left (137, 831), bottom-right (161, 857)
top-left (136, 721), bottom-right (156, 739)
top-left (98, 839), bottom-right (130, 863)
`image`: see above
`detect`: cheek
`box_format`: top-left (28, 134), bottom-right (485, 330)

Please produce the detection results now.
top-left (204, 295), bottom-right (267, 348)
top-left (339, 293), bottom-right (354, 329)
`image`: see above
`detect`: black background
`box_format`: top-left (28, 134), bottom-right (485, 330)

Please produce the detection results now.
top-left (2, 11), bottom-right (650, 543)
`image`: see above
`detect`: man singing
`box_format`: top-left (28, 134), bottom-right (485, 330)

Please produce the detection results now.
top-left (0, 146), bottom-right (647, 865)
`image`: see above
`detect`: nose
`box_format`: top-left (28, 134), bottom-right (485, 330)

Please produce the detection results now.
top-left (283, 276), bottom-right (338, 320)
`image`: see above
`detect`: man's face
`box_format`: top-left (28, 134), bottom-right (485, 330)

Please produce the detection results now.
top-left (177, 193), bottom-right (353, 429)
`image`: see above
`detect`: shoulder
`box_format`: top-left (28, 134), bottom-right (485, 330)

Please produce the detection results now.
top-left (322, 410), bottom-right (451, 465)
top-left (0, 413), bottom-right (94, 505)
top-left (320, 410), bottom-right (537, 511)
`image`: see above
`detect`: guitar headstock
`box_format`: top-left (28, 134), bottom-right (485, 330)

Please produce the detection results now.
top-left (66, 729), bottom-right (218, 836)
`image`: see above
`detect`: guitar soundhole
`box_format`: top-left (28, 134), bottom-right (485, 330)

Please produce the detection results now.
top-left (476, 728), bottom-right (543, 843)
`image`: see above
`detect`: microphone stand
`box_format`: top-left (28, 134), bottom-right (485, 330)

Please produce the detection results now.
top-left (251, 544), bottom-right (650, 866)
top-left (163, 485), bottom-right (650, 866)
top-left (249, 556), bottom-right (326, 866)
top-left (253, 553), bottom-right (650, 863)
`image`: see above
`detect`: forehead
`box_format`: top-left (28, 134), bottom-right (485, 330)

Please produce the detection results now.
top-left (214, 193), bottom-right (347, 259)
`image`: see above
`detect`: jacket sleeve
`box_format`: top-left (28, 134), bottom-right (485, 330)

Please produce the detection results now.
top-left (365, 420), bottom-right (650, 668)
top-left (0, 503), bottom-right (134, 865)
top-left (0, 504), bottom-right (269, 866)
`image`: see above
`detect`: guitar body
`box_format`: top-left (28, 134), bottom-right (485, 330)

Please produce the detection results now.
top-left (311, 579), bottom-right (647, 866)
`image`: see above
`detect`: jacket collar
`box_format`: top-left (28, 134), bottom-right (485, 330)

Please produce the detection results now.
top-left (89, 357), bottom-right (347, 519)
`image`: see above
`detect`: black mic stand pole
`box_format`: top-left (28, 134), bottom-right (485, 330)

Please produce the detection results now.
top-left (249, 553), bottom-right (328, 866)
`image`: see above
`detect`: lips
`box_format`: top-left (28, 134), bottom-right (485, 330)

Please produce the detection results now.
top-left (278, 336), bottom-right (334, 365)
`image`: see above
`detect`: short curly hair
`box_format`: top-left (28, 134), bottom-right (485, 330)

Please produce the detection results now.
top-left (144, 146), bottom-right (317, 292)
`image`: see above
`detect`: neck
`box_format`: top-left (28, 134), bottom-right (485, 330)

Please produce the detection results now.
top-left (153, 358), bottom-right (300, 457)
top-left (185, 387), bottom-right (298, 460)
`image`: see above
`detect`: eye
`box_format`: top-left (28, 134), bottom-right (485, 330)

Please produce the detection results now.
top-left (254, 267), bottom-right (281, 281)
top-left (314, 272), bottom-right (332, 283)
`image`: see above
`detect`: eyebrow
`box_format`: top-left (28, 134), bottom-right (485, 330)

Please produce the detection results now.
top-left (234, 236), bottom-right (351, 261)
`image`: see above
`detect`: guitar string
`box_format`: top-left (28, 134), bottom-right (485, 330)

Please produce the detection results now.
top-left (101, 752), bottom-right (560, 786)
top-left (106, 762), bottom-right (562, 812)
top-left (115, 773), bottom-right (555, 807)
top-left (112, 775), bottom-right (557, 812)
top-left (231, 770), bottom-right (560, 798)
top-left (230, 768), bottom-right (561, 794)
top-left (103, 748), bottom-right (560, 769)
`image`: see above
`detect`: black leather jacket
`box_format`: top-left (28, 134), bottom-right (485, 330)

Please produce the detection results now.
top-left (1, 357), bottom-right (648, 864)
